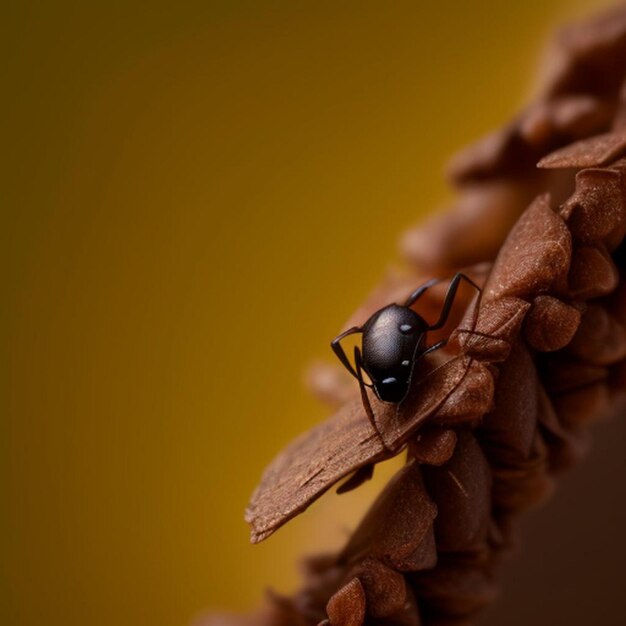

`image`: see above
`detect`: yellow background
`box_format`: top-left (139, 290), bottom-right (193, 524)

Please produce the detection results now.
top-left (1, 1), bottom-right (609, 625)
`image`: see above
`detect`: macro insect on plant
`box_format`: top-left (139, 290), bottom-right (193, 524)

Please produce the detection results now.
top-left (330, 273), bottom-right (481, 454)
top-left (244, 265), bottom-right (531, 544)
top-left (213, 8), bottom-right (626, 623)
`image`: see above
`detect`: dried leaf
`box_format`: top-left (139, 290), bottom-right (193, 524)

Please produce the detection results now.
top-left (520, 96), bottom-right (611, 144)
top-left (432, 361), bottom-right (494, 425)
top-left (423, 432), bottom-right (492, 553)
top-left (523, 295), bottom-right (581, 351)
top-left (408, 427), bottom-right (457, 467)
top-left (341, 461), bottom-right (437, 572)
top-left (451, 296), bottom-right (531, 363)
top-left (401, 182), bottom-right (535, 271)
top-left (246, 355), bottom-right (470, 543)
top-left (484, 194), bottom-right (572, 301)
top-left (479, 343), bottom-right (538, 465)
top-left (538, 131), bottom-right (626, 168)
top-left (326, 578), bottom-right (366, 626)
top-left (348, 558), bottom-right (407, 619)
top-left (559, 165), bottom-right (626, 244)
top-left (245, 399), bottom-right (388, 544)
top-left (568, 243), bottom-right (619, 298)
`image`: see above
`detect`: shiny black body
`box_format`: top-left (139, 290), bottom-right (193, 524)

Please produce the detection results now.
top-left (331, 272), bottom-right (480, 408)
top-left (361, 305), bottom-right (428, 402)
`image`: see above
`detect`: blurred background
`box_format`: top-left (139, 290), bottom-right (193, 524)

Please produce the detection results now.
top-left (2, 1), bottom-right (623, 626)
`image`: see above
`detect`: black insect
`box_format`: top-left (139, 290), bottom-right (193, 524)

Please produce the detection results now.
top-left (331, 272), bottom-right (481, 407)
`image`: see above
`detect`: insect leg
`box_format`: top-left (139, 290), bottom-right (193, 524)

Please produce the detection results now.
top-left (404, 277), bottom-right (445, 307)
top-left (354, 346), bottom-right (390, 453)
top-left (330, 326), bottom-right (363, 380)
top-left (428, 272), bottom-right (482, 331)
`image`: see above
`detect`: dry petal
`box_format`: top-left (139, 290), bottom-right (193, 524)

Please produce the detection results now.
top-left (451, 296), bottom-right (531, 363)
top-left (348, 559), bottom-right (407, 619)
top-left (523, 295), bottom-right (581, 351)
top-left (559, 165), bottom-right (626, 244)
top-left (484, 194), bottom-right (572, 301)
top-left (540, 3), bottom-right (626, 97)
top-left (409, 427), bottom-right (457, 466)
top-left (538, 130), bottom-right (626, 168)
top-left (520, 97), bottom-right (610, 145)
top-left (432, 361), bottom-right (494, 425)
top-left (548, 96), bottom-right (612, 139)
top-left (423, 432), bottom-right (492, 553)
top-left (479, 343), bottom-right (538, 464)
top-left (446, 124), bottom-right (529, 182)
top-left (568, 243), bottom-right (619, 299)
top-left (341, 461), bottom-right (437, 572)
top-left (401, 182), bottom-right (535, 271)
top-left (326, 578), bottom-right (366, 626)
top-left (246, 399), bottom-right (387, 543)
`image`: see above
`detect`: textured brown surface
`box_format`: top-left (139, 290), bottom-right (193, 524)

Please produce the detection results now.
top-left (205, 4), bottom-right (626, 625)
top-left (523, 295), bottom-right (581, 351)
top-left (326, 578), bottom-right (367, 626)
top-left (245, 354), bottom-right (472, 543)
top-left (537, 131), bottom-right (626, 168)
